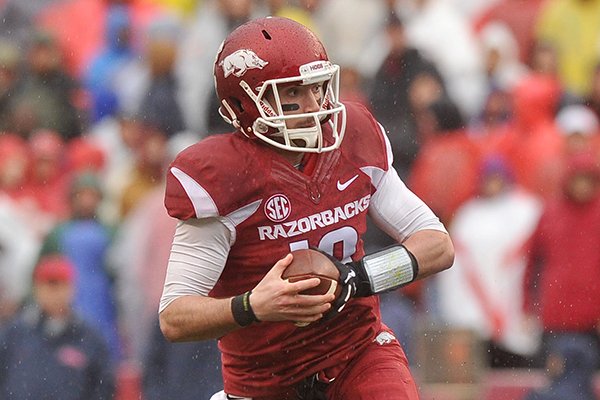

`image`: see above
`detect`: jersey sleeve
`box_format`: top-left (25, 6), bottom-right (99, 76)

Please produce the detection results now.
top-left (164, 134), bottom-right (265, 221)
top-left (341, 102), bottom-right (447, 241)
top-left (339, 101), bottom-right (392, 189)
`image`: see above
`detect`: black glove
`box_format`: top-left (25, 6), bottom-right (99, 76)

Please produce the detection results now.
top-left (311, 249), bottom-right (371, 322)
top-left (314, 245), bottom-right (420, 321)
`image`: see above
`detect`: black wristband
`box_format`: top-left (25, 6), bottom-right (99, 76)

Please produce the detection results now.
top-left (401, 245), bottom-right (420, 280)
top-left (351, 261), bottom-right (373, 298)
top-left (231, 291), bottom-right (259, 327)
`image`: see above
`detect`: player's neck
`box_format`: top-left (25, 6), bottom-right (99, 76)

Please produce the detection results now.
top-left (273, 147), bottom-right (305, 169)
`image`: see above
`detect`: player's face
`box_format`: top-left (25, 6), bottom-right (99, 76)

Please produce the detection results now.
top-left (34, 280), bottom-right (74, 318)
top-left (566, 173), bottom-right (598, 203)
top-left (268, 82), bottom-right (324, 129)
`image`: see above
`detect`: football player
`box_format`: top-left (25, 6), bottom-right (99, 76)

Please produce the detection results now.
top-left (159, 16), bottom-right (454, 400)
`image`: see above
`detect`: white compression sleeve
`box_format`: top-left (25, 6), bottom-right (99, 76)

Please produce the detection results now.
top-left (159, 217), bottom-right (232, 313)
top-left (368, 166), bottom-right (447, 243)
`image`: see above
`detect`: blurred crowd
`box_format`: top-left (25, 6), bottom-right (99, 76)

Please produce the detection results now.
top-left (0, 0), bottom-right (599, 399)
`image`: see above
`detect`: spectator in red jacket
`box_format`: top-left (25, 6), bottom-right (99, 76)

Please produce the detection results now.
top-left (524, 151), bottom-right (600, 369)
top-left (502, 73), bottom-right (565, 199)
top-left (408, 97), bottom-right (482, 225)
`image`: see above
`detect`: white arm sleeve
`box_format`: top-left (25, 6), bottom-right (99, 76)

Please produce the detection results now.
top-left (369, 163), bottom-right (447, 243)
top-left (366, 122), bottom-right (447, 242)
top-left (159, 217), bottom-right (232, 313)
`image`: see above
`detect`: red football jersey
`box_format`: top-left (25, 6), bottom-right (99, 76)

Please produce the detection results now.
top-left (165, 102), bottom-right (392, 396)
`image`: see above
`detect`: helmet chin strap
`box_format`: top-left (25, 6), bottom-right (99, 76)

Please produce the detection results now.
top-left (270, 111), bottom-right (322, 151)
top-left (285, 125), bottom-right (320, 149)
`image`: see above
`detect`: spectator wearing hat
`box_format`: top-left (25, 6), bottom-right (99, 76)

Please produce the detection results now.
top-left (534, 104), bottom-right (600, 200)
top-left (555, 104), bottom-right (600, 156)
top-left (0, 255), bottom-right (115, 400)
top-left (524, 152), bottom-right (600, 375)
top-left (435, 155), bottom-right (543, 368)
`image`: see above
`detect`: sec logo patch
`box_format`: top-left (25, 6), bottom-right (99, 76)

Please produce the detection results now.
top-left (264, 194), bottom-right (291, 222)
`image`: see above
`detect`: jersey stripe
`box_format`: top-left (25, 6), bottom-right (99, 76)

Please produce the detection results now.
top-left (170, 166), bottom-right (219, 218)
top-left (358, 122), bottom-right (392, 189)
top-left (360, 165), bottom-right (386, 189)
top-left (226, 199), bottom-right (263, 227)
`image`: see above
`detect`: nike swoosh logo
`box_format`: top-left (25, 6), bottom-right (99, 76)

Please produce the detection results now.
top-left (337, 174), bottom-right (359, 191)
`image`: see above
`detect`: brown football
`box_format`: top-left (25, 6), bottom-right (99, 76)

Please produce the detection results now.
top-left (282, 248), bottom-right (342, 327)
top-left (282, 248), bottom-right (341, 298)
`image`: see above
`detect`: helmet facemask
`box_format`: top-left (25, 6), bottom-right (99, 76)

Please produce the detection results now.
top-left (242, 61), bottom-right (346, 153)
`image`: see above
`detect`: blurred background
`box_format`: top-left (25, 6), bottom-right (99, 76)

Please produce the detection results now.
top-left (0, 0), bottom-right (599, 399)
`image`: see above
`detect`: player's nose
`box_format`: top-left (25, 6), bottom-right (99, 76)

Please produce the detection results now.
top-left (302, 90), bottom-right (321, 113)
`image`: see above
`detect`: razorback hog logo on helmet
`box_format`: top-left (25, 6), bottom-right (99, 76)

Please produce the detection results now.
top-left (221, 49), bottom-right (268, 78)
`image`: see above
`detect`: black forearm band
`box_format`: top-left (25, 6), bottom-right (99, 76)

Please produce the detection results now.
top-left (231, 291), bottom-right (259, 327)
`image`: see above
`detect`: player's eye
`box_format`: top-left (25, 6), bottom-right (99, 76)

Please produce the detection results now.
top-left (283, 86), bottom-right (300, 98)
top-left (311, 83), bottom-right (324, 94)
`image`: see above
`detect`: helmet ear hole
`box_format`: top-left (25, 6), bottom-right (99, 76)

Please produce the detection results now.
top-left (219, 98), bottom-right (245, 128)
top-left (230, 97), bottom-right (244, 113)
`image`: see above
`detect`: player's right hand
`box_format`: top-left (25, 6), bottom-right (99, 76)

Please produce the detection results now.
top-left (249, 254), bottom-right (334, 325)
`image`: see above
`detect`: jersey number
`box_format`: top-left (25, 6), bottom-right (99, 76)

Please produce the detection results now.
top-left (289, 226), bottom-right (358, 263)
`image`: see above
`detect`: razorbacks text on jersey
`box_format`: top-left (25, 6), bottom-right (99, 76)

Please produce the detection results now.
top-left (164, 102), bottom-right (395, 396)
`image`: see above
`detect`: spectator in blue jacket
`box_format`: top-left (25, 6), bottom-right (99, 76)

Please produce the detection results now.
top-left (142, 318), bottom-right (223, 400)
top-left (39, 171), bottom-right (122, 365)
top-left (0, 255), bottom-right (115, 400)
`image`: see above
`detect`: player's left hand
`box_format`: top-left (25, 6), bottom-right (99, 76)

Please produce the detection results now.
top-left (311, 249), bottom-right (370, 322)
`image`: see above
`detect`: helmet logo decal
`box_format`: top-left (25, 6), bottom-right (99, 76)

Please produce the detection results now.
top-left (221, 49), bottom-right (268, 78)
top-left (264, 194), bottom-right (291, 222)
